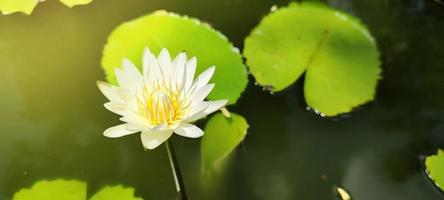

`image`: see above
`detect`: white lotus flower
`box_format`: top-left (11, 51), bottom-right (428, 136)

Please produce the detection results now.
top-left (97, 48), bottom-right (228, 150)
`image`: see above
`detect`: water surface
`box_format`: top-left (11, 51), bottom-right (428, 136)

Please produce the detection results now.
top-left (1, 0), bottom-right (444, 199)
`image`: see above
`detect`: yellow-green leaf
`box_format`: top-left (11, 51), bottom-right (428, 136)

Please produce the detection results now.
top-left (201, 113), bottom-right (249, 176)
top-left (12, 179), bottom-right (142, 200)
top-left (243, 3), bottom-right (381, 116)
top-left (13, 179), bottom-right (86, 200)
top-left (90, 185), bottom-right (143, 200)
top-left (59, 0), bottom-right (93, 8)
top-left (0, 0), bottom-right (38, 15)
top-left (0, 0), bottom-right (93, 15)
top-left (425, 149), bottom-right (444, 191)
top-left (101, 11), bottom-right (248, 104)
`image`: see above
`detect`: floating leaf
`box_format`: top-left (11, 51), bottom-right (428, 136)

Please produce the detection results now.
top-left (0, 0), bottom-right (93, 15)
top-left (0, 0), bottom-right (38, 15)
top-left (425, 149), bottom-right (444, 191)
top-left (102, 11), bottom-right (248, 104)
top-left (59, 0), bottom-right (93, 8)
top-left (12, 179), bottom-right (142, 200)
top-left (243, 3), bottom-right (381, 116)
top-left (201, 112), bottom-right (249, 176)
top-left (13, 179), bottom-right (86, 200)
top-left (90, 185), bottom-right (142, 200)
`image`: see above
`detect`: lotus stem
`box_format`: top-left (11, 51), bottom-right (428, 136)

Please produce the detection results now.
top-left (165, 140), bottom-right (187, 200)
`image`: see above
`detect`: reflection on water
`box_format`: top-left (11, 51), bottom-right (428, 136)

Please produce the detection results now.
top-left (344, 150), bottom-right (440, 200)
top-left (0, 0), bottom-right (444, 199)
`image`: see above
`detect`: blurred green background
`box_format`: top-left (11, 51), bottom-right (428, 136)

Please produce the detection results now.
top-left (1, 0), bottom-right (444, 199)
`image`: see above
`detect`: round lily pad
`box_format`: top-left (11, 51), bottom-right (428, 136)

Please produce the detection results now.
top-left (201, 112), bottom-right (249, 176)
top-left (90, 185), bottom-right (142, 200)
top-left (59, 0), bottom-right (93, 8)
top-left (425, 149), bottom-right (444, 191)
top-left (244, 3), bottom-right (381, 116)
top-left (0, 0), bottom-right (93, 15)
top-left (0, 0), bottom-right (37, 15)
top-left (13, 179), bottom-right (86, 200)
top-left (102, 11), bottom-right (248, 104)
top-left (12, 179), bottom-right (141, 200)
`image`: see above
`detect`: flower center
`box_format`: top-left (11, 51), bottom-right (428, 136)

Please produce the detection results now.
top-left (137, 83), bottom-right (189, 126)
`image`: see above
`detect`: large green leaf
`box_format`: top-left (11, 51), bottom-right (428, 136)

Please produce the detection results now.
top-left (12, 179), bottom-right (141, 200)
top-left (425, 149), bottom-right (444, 191)
top-left (102, 11), bottom-right (248, 104)
top-left (201, 112), bottom-right (249, 177)
top-left (243, 3), bottom-right (381, 116)
top-left (13, 179), bottom-right (86, 200)
top-left (59, 0), bottom-right (93, 8)
top-left (0, 0), bottom-right (37, 15)
top-left (90, 185), bottom-right (142, 200)
top-left (0, 0), bottom-right (93, 15)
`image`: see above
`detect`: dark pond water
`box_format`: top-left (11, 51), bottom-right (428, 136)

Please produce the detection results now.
top-left (1, 0), bottom-right (444, 199)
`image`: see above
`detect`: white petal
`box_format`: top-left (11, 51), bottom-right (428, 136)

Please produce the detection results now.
top-left (184, 57), bottom-right (197, 91)
top-left (192, 66), bottom-right (215, 91)
top-left (115, 59), bottom-right (143, 90)
top-left (185, 101), bottom-right (209, 119)
top-left (115, 89), bottom-right (133, 102)
top-left (143, 47), bottom-right (154, 79)
top-left (134, 122), bottom-right (169, 131)
top-left (185, 100), bottom-right (228, 122)
top-left (147, 52), bottom-right (162, 86)
top-left (191, 83), bottom-right (215, 103)
top-left (97, 81), bottom-right (121, 102)
top-left (140, 130), bottom-right (173, 150)
top-left (174, 123), bottom-right (204, 138)
top-left (104, 124), bottom-right (138, 138)
top-left (124, 123), bottom-right (152, 132)
top-left (172, 52), bottom-right (187, 67)
top-left (104, 102), bottom-right (128, 116)
top-left (122, 58), bottom-right (141, 79)
top-left (173, 53), bottom-right (187, 89)
top-left (158, 48), bottom-right (171, 67)
top-left (114, 68), bottom-right (126, 87)
top-left (119, 112), bottom-right (148, 126)
top-left (158, 48), bottom-right (173, 81)
top-left (204, 100), bottom-right (229, 114)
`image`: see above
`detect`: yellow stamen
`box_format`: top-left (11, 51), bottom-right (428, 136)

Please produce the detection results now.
top-left (137, 81), bottom-right (189, 126)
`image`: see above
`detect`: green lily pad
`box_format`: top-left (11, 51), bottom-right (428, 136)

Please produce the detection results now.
top-left (59, 0), bottom-right (93, 8)
top-left (243, 3), bottom-right (381, 116)
top-left (0, 0), bottom-right (93, 15)
top-left (425, 149), bottom-right (444, 191)
top-left (12, 179), bottom-right (141, 200)
top-left (13, 179), bottom-right (87, 200)
top-left (0, 0), bottom-right (38, 15)
top-left (90, 185), bottom-right (142, 200)
top-left (201, 112), bottom-right (249, 177)
top-left (102, 11), bottom-right (248, 104)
